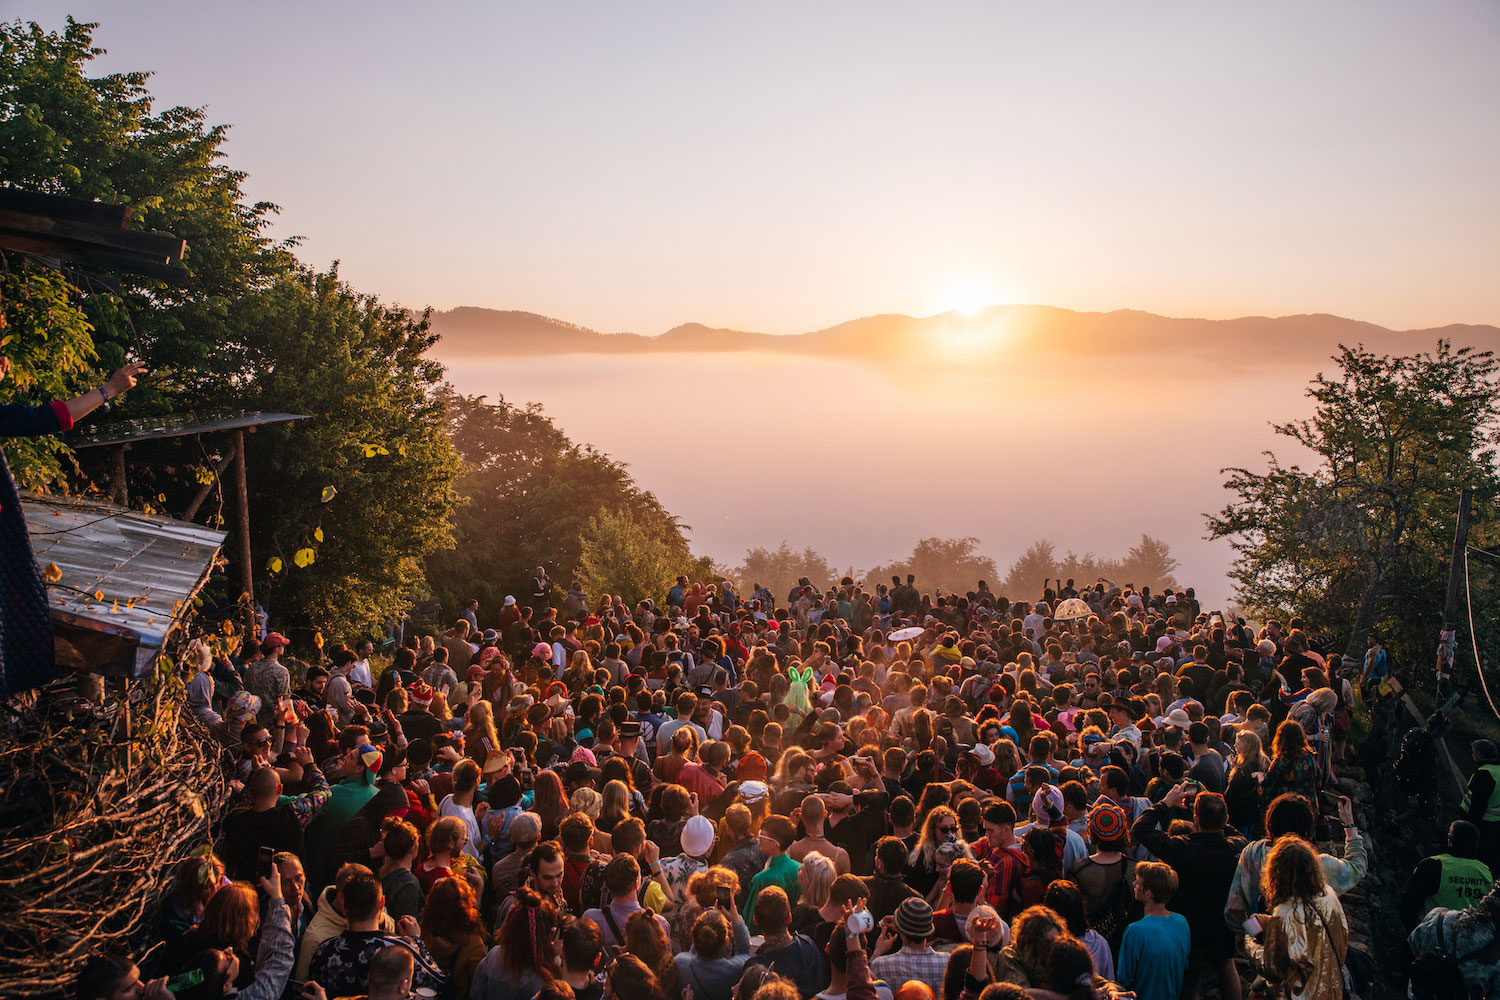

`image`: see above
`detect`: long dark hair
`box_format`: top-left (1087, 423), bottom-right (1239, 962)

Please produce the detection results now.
top-left (496, 889), bottom-right (559, 979)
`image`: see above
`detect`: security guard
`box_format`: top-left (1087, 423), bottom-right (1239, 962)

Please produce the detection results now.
top-left (1463, 739), bottom-right (1500, 872)
top-left (1400, 820), bottom-right (1495, 928)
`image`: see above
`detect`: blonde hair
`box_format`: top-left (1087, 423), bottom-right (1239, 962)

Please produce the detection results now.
top-left (799, 852), bottom-right (835, 908)
top-left (570, 786), bottom-right (602, 820)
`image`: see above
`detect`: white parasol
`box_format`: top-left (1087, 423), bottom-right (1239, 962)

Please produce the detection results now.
top-left (1053, 598), bottom-right (1094, 620)
top-left (888, 626), bottom-right (926, 641)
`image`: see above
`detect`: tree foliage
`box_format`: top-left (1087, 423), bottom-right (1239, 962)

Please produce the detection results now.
top-left (733, 542), bottom-right (838, 601)
top-left (233, 269), bottom-right (460, 637)
top-left (426, 391), bottom-right (695, 617)
top-left (867, 537), bottom-right (1000, 596)
top-left (1207, 341), bottom-right (1500, 668)
top-left (1, 18), bottom-right (458, 640)
top-left (576, 509), bottom-right (684, 608)
top-left (1000, 534), bottom-right (1180, 600)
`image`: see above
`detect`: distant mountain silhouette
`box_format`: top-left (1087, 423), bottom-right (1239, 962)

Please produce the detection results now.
top-left (427, 305), bottom-right (1500, 365)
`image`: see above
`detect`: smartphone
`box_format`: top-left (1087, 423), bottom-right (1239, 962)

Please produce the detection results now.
top-left (716, 886), bottom-right (733, 910)
top-left (1243, 916), bottom-right (1263, 936)
top-left (257, 845), bottom-right (276, 881)
top-left (1319, 790), bottom-right (1341, 812)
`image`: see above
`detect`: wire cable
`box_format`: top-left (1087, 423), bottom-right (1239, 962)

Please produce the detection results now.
top-left (1463, 548), bottom-right (1500, 722)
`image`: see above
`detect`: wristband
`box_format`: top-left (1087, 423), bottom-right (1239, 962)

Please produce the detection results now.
top-left (99, 385), bottom-right (112, 403)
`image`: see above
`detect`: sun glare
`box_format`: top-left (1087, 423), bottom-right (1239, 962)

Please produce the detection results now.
top-left (940, 278), bottom-right (1002, 316)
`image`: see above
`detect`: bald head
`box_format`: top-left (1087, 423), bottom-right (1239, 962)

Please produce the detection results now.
top-left (248, 764), bottom-right (281, 804)
top-left (801, 794), bottom-right (826, 831)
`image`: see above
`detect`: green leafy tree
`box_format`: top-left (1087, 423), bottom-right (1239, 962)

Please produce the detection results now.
top-left (1207, 341), bottom-right (1500, 668)
top-left (576, 509), bottom-right (683, 607)
top-left (735, 542), bottom-right (838, 602)
top-left (427, 390), bottom-right (693, 618)
top-left (234, 268), bottom-right (460, 637)
top-left (0, 17), bottom-right (294, 409)
top-left (0, 265), bottom-right (97, 484)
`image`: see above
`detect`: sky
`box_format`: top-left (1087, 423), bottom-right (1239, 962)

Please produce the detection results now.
top-left (30, 1), bottom-right (1500, 335)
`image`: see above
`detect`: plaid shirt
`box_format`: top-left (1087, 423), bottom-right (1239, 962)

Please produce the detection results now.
top-left (870, 943), bottom-right (949, 987)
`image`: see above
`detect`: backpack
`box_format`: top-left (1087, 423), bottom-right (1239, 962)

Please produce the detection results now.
top-left (1408, 915), bottom-right (1476, 1000)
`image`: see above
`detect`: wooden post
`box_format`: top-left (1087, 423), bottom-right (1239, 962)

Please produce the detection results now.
top-left (109, 445), bottom-right (128, 506)
top-left (1436, 488), bottom-right (1473, 702)
top-left (231, 429), bottom-right (256, 639)
top-left (181, 443), bottom-right (237, 522)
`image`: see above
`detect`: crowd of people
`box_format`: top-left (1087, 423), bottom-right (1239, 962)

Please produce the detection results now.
top-left (75, 573), bottom-right (1500, 1000)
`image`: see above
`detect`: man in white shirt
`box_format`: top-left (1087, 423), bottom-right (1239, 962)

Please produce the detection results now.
top-left (350, 639), bottom-right (375, 690)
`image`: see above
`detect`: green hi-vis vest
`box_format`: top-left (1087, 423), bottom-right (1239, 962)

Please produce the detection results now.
top-left (1460, 764), bottom-right (1500, 823)
top-left (1424, 854), bottom-right (1495, 913)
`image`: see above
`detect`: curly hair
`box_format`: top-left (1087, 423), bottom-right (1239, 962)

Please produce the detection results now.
top-left (1261, 835), bottom-right (1325, 907)
top-left (422, 875), bottom-right (484, 943)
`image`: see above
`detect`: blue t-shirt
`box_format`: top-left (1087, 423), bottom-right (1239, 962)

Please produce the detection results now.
top-left (1117, 912), bottom-right (1190, 1000)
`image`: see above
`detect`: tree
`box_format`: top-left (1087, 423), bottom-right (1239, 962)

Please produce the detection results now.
top-left (576, 509), bottom-right (683, 607)
top-left (735, 542), bottom-right (838, 602)
top-left (1118, 534), bottom-right (1180, 591)
top-left (1207, 341), bottom-right (1500, 666)
top-left (0, 265), bottom-right (98, 484)
top-left (233, 268), bottom-right (461, 637)
top-left (426, 390), bottom-right (695, 617)
top-left (868, 537), bottom-right (999, 597)
top-left (1002, 539), bottom-right (1057, 599)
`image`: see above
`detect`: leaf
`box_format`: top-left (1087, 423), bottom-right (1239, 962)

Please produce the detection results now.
top-left (43, 562), bottom-right (62, 582)
top-left (397, 443), bottom-right (407, 457)
top-left (267, 556), bottom-right (283, 574)
top-left (222, 618), bottom-right (238, 635)
top-left (313, 630), bottom-right (324, 648)
top-left (320, 485), bottom-right (337, 503)
top-left (93, 590), bottom-right (104, 602)
top-left (293, 547), bottom-right (316, 568)
top-left (313, 526), bottom-right (324, 543)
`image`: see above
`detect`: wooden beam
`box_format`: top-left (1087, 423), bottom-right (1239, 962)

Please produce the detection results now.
top-left (0, 188), bottom-right (132, 228)
top-left (0, 231), bottom-right (190, 282)
top-left (231, 429), bottom-right (256, 639)
top-left (0, 208), bottom-right (186, 260)
top-left (182, 444), bottom-right (237, 522)
top-left (109, 445), bottom-right (128, 506)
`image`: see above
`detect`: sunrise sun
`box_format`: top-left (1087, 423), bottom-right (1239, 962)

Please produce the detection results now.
top-left (939, 278), bottom-right (1003, 316)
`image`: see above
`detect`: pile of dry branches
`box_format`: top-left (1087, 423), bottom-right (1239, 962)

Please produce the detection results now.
top-left (0, 672), bottom-right (228, 998)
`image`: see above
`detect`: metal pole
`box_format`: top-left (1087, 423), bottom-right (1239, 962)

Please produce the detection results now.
top-left (1436, 487), bottom-right (1473, 702)
top-left (231, 429), bottom-right (256, 640)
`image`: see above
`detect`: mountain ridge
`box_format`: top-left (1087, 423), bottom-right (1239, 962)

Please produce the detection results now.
top-left (425, 303), bottom-right (1500, 363)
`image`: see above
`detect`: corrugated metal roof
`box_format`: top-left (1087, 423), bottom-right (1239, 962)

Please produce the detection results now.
top-left (23, 494), bottom-right (228, 676)
top-left (70, 411), bottom-right (310, 448)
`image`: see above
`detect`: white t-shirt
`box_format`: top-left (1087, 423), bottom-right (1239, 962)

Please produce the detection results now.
top-left (350, 659), bottom-right (373, 689)
top-left (437, 794), bottom-right (482, 859)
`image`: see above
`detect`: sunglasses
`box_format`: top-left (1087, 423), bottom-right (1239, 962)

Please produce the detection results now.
top-left (938, 825), bottom-right (958, 834)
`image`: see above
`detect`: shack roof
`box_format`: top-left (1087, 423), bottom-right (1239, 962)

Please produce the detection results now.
top-left (24, 494), bottom-right (227, 678)
top-left (70, 411), bottom-right (309, 449)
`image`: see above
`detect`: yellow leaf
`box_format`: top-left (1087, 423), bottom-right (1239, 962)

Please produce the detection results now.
top-left (313, 527), bottom-right (324, 543)
top-left (397, 443), bottom-right (407, 457)
top-left (93, 590), bottom-right (104, 602)
top-left (43, 562), bottom-right (62, 583)
top-left (313, 631), bottom-right (325, 648)
top-left (157, 493), bottom-right (166, 503)
top-left (222, 619), bottom-right (238, 635)
top-left (293, 547), bottom-right (316, 568)
top-left (111, 600), bottom-right (119, 613)
top-left (362, 444), bottom-right (378, 458)
top-left (374, 445), bottom-right (389, 456)
top-left (267, 556), bottom-right (283, 574)
top-left (320, 486), bottom-right (337, 503)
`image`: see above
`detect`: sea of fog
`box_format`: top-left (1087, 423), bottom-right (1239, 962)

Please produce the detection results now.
top-left (441, 351), bottom-right (1317, 610)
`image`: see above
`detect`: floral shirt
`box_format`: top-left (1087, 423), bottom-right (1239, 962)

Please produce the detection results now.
top-left (309, 930), bottom-right (446, 999)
